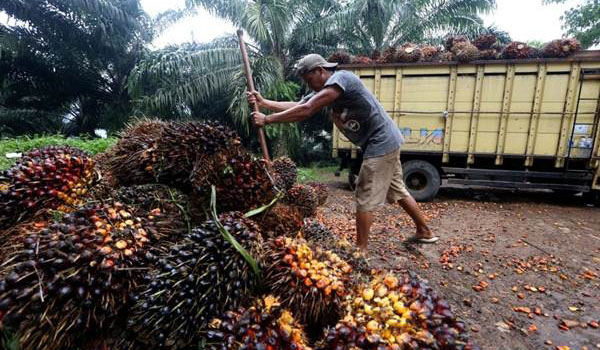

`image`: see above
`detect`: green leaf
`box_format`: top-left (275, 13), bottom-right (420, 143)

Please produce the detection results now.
top-left (210, 185), bottom-right (261, 277)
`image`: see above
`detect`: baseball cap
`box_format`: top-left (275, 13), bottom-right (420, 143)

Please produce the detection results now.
top-left (295, 54), bottom-right (338, 76)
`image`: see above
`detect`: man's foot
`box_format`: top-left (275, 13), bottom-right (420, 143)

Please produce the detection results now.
top-left (408, 226), bottom-right (439, 243)
top-left (407, 236), bottom-right (439, 244)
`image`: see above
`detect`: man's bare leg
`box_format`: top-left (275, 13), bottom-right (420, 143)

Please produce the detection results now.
top-left (356, 211), bottom-right (374, 252)
top-left (398, 196), bottom-right (433, 239)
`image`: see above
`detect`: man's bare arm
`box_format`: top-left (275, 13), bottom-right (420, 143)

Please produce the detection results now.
top-left (247, 91), bottom-right (298, 112)
top-left (262, 100), bottom-right (299, 112)
top-left (264, 86), bottom-right (342, 124)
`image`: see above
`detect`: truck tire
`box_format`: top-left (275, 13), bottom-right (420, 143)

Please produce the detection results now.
top-left (402, 160), bottom-right (441, 202)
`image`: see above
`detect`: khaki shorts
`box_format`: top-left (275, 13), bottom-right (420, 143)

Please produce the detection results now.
top-left (355, 149), bottom-right (411, 212)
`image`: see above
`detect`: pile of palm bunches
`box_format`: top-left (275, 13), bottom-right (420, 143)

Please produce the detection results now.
top-left (0, 202), bottom-right (168, 350)
top-left (271, 156), bottom-right (298, 192)
top-left (328, 51), bottom-right (352, 65)
top-left (285, 184), bottom-right (319, 217)
top-left (107, 119), bottom-right (240, 188)
top-left (502, 41), bottom-right (536, 59)
top-left (306, 182), bottom-right (328, 206)
top-left (319, 273), bottom-right (478, 350)
top-left (0, 146), bottom-right (95, 229)
top-left (396, 43), bottom-right (421, 63)
top-left (252, 203), bottom-right (303, 238)
top-left (264, 236), bottom-right (352, 326)
top-left (542, 38), bottom-right (581, 58)
top-left (191, 147), bottom-right (275, 212)
top-left (127, 212), bottom-right (263, 349)
top-left (302, 218), bottom-right (371, 276)
top-left (205, 295), bottom-right (312, 350)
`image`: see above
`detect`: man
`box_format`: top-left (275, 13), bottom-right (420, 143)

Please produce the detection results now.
top-left (250, 53), bottom-right (438, 251)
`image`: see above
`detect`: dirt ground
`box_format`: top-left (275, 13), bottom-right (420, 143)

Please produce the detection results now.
top-left (316, 175), bottom-right (600, 350)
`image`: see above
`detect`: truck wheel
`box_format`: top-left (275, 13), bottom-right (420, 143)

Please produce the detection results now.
top-left (402, 160), bottom-right (441, 202)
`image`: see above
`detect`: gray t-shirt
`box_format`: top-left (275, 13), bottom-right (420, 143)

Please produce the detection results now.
top-left (301, 70), bottom-right (403, 158)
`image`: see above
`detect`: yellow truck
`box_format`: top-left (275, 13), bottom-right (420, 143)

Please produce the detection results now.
top-left (335, 50), bottom-right (600, 201)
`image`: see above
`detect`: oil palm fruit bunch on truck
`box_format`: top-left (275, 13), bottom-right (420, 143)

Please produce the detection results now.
top-left (0, 146), bottom-right (96, 229)
top-left (205, 295), bottom-right (312, 350)
top-left (542, 38), bottom-right (581, 58)
top-left (127, 212), bottom-right (263, 349)
top-left (319, 273), bottom-right (478, 350)
top-left (264, 236), bottom-right (353, 326)
top-left (0, 202), bottom-right (168, 350)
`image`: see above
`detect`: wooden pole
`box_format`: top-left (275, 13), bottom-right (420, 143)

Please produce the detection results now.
top-left (237, 29), bottom-right (271, 162)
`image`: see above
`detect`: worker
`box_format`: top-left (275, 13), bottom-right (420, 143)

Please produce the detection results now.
top-left (249, 53), bottom-right (438, 252)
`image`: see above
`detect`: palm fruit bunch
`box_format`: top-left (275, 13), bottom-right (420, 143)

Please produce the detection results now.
top-left (107, 119), bottom-right (240, 188)
top-left (89, 151), bottom-right (118, 200)
top-left (478, 48), bottom-right (499, 60)
top-left (451, 42), bottom-right (480, 63)
top-left (318, 315), bottom-right (387, 350)
top-left (252, 203), bottom-right (303, 238)
top-left (419, 45), bottom-right (439, 62)
top-left (127, 211), bottom-right (263, 349)
top-left (285, 184), bottom-right (319, 217)
top-left (302, 218), bottom-right (370, 275)
top-left (378, 47), bottom-right (397, 63)
top-left (192, 147), bottom-right (275, 212)
top-left (320, 273), bottom-right (478, 350)
top-left (502, 41), bottom-right (536, 59)
top-left (0, 202), bottom-right (166, 350)
top-left (328, 51), bottom-right (352, 64)
top-left (472, 34), bottom-right (497, 50)
top-left (104, 119), bottom-right (167, 185)
top-left (542, 38), bottom-right (581, 58)
top-left (306, 182), bottom-right (328, 206)
top-left (444, 35), bottom-right (469, 51)
top-left (205, 295), bottom-right (312, 350)
top-left (440, 51), bottom-right (455, 62)
top-left (264, 236), bottom-right (352, 325)
top-left (352, 56), bottom-right (374, 65)
top-left (104, 184), bottom-right (201, 233)
top-left (271, 156), bottom-right (298, 192)
top-left (395, 43), bottom-right (421, 63)
top-left (0, 146), bottom-right (95, 229)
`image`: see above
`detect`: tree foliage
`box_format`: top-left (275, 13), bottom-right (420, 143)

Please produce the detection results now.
top-left (544, 0), bottom-right (600, 48)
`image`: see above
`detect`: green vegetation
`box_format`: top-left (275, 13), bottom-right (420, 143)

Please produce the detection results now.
top-left (544, 0), bottom-right (599, 48)
top-left (0, 136), bottom-right (116, 171)
top-left (297, 166), bottom-right (339, 183)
